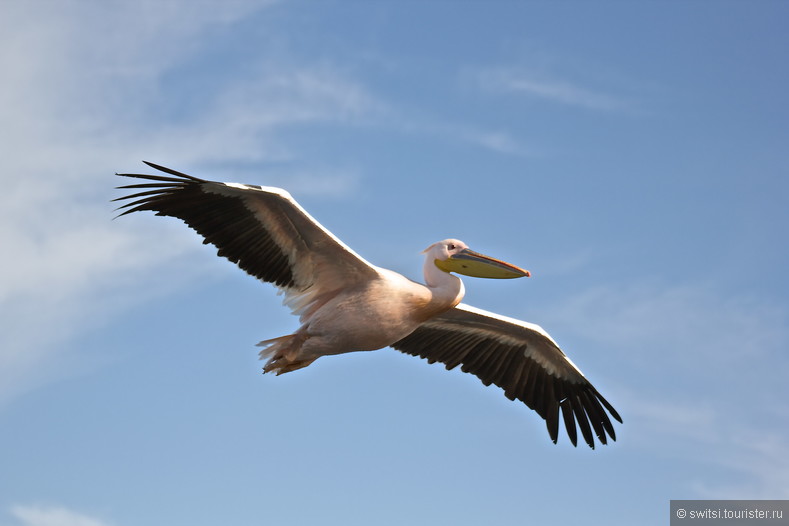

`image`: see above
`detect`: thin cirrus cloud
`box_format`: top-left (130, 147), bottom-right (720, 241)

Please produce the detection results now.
top-left (8, 504), bottom-right (111, 526)
top-left (475, 68), bottom-right (636, 112)
top-left (622, 391), bottom-right (789, 498)
top-left (536, 279), bottom-right (789, 497)
top-left (0, 3), bottom-right (383, 406)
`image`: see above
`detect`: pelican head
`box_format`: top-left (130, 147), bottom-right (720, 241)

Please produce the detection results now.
top-left (426, 239), bottom-right (530, 279)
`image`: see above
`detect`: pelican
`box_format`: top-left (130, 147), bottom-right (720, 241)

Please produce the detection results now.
top-left (115, 161), bottom-right (621, 448)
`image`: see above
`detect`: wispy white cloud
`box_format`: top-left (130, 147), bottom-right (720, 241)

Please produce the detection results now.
top-left (503, 75), bottom-right (630, 111)
top-left (9, 504), bottom-right (111, 526)
top-left (0, 1), bottom-right (383, 406)
top-left (623, 389), bottom-right (789, 499)
top-left (696, 429), bottom-right (789, 498)
top-left (551, 281), bottom-right (788, 372)
top-left (611, 389), bottom-right (789, 498)
top-left (145, 64), bottom-right (387, 165)
top-left (536, 279), bottom-right (789, 497)
top-left (389, 116), bottom-right (532, 157)
top-left (472, 67), bottom-right (636, 112)
top-left (454, 128), bottom-right (532, 156)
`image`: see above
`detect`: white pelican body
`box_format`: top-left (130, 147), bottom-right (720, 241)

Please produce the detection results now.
top-left (261, 265), bottom-right (458, 373)
top-left (116, 162), bottom-right (621, 448)
top-left (260, 242), bottom-right (478, 373)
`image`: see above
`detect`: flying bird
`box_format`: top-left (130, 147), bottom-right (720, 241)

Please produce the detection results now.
top-left (115, 161), bottom-right (621, 448)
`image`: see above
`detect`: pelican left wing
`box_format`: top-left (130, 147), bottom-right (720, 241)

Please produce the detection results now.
top-left (391, 303), bottom-right (622, 448)
top-left (114, 162), bottom-right (379, 300)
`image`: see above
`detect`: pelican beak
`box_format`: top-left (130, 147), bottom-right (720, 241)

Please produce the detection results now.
top-left (435, 248), bottom-right (531, 279)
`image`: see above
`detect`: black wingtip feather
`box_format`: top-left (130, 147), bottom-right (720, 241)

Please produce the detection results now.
top-left (598, 393), bottom-right (623, 424)
top-left (115, 172), bottom-right (189, 184)
top-left (560, 400), bottom-right (578, 447)
top-left (142, 161), bottom-right (204, 181)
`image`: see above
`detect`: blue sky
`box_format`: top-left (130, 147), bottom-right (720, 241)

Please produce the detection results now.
top-left (2, 1), bottom-right (788, 525)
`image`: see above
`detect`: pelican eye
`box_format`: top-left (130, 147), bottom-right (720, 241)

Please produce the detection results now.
top-left (448, 243), bottom-right (456, 250)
